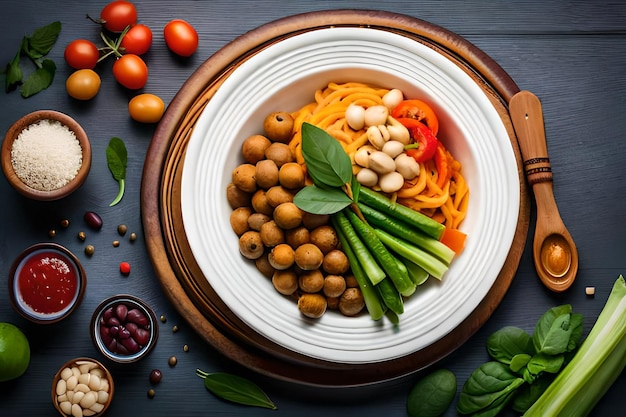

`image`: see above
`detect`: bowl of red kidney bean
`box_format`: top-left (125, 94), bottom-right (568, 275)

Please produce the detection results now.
top-left (90, 294), bottom-right (159, 363)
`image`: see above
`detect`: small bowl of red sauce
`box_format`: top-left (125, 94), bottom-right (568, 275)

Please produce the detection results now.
top-left (8, 243), bottom-right (86, 324)
top-left (90, 294), bottom-right (159, 363)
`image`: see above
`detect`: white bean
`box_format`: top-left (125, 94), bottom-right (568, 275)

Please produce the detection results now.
top-left (395, 154), bottom-right (420, 180)
top-left (368, 151), bottom-right (396, 175)
top-left (382, 140), bottom-right (405, 158)
top-left (356, 168), bottom-right (378, 187)
top-left (75, 383), bottom-right (90, 394)
top-left (71, 403), bottom-right (83, 417)
top-left (90, 402), bottom-right (105, 412)
top-left (345, 104), bottom-right (366, 130)
top-left (386, 117), bottom-right (411, 144)
top-left (97, 390), bottom-right (109, 405)
top-left (59, 401), bottom-right (73, 415)
top-left (366, 126), bottom-right (386, 149)
top-left (66, 375), bottom-right (78, 391)
top-left (379, 171), bottom-right (405, 193)
top-left (382, 89), bottom-right (404, 110)
top-left (88, 374), bottom-right (101, 391)
top-left (78, 373), bottom-right (90, 386)
top-left (83, 410), bottom-right (96, 417)
top-left (363, 105), bottom-right (388, 127)
top-left (71, 391), bottom-right (85, 405)
top-left (56, 379), bottom-right (67, 396)
top-left (354, 145), bottom-right (375, 167)
top-left (61, 367), bottom-right (73, 381)
top-left (79, 391), bottom-right (98, 409)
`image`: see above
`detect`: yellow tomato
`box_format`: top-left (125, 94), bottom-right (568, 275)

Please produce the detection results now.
top-left (128, 93), bottom-right (165, 123)
top-left (66, 69), bottom-right (101, 100)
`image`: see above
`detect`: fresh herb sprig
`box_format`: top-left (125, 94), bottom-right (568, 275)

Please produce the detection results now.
top-left (457, 304), bottom-right (583, 415)
top-left (4, 21), bottom-right (61, 97)
top-left (293, 122), bottom-right (356, 214)
top-left (106, 137), bottom-right (128, 206)
top-left (196, 369), bottom-right (277, 410)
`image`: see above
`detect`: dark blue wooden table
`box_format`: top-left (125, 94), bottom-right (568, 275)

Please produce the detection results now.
top-left (1, 1), bottom-right (625, 416)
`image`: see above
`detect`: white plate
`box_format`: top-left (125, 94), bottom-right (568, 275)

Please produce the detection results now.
top-left (181, 27), bottom-right (519, 364)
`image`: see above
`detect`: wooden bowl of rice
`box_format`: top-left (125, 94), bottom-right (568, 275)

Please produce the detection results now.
top-left (1, 110), bottom-right (91, 201)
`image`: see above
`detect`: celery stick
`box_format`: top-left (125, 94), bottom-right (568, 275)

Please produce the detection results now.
top-left (523, 275), bottom-right (626, 417)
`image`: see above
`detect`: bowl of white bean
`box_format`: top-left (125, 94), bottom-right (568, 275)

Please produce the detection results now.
top-left (1, 110), bottom-right (91, 201)
top-left (51, 357), bottom-right (114, 417)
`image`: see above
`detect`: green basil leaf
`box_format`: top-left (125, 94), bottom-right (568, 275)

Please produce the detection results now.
top-left (293, 184), bottom-right (353, 214)
top-left (301, 122), bottom-right (352, 188)
top-left (197, 370), bottom-right (277, 410)
top-left (407, 369), bottom-right (456, 417)
top-left (456, 361), bottom-right (525, 415)
top-left (107, 137), bottom-right (128, 181)
top-left (106, 137), bottom-right (128, 206)
top-left (20, 58), bottom-right (55, 97)
top-left (487, 326), bottom-right (534, 365)
top-left (27, 21), bottom-right (62, 56)
top-left (533, 305), bottom-right (574, 355)
top-left (5, 49), bottom-right (23, 92)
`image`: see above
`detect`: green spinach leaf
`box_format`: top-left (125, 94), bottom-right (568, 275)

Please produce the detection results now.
top-left (457, 361), bottom-right (525, 415)
top-left (511, 374), bottom-right (554, 413)
top-left (487, 326), bottom-right (534, 365)
top-left (106, 137), bottom-right (128, 206)
top-left (509, 353), bottom-right (532, 373)
top-left (526, 352), bottom-right (565, 375)
top-left (196, 369), bottom-right (277, 410)
top-left (407, 368), bottom-right (456, 417)
top-left (533, 305), bottom-right (575, 355)
top-left (293, 184), bottom-right (352, 214)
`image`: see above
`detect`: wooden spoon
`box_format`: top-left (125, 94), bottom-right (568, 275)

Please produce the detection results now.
top-left (509, 91), bottom-right (578, 292)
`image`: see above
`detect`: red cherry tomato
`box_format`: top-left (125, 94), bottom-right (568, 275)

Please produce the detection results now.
top-left (100, 0), bottom-right (137, 33)
top-left (112, 54), bottom-right (148, 90)
top-left (120, 24), bottom-right (153, 55)
top-left (163, 19), bottom-right (198, 57)
top-left (391, 99), bottom-right (439, 136)
top-left (398, 118), bottom-right (439, 163)
top-left (64, 39), bottom-right (100, 70)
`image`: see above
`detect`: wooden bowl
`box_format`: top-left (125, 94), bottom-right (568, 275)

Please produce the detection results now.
top-left (51, 357), bottom-right (114, 417)
top-left (1, 110), bottom-right (91, 201)
top-left (8, 242), bottom-right (87, 324)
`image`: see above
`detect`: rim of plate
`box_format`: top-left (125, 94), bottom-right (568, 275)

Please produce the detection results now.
top-left (181, 26), bottom-right (519, 364)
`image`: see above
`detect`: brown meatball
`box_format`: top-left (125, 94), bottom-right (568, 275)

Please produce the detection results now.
top-left (310, 225), bottom-right (339, 254)
top-left (241, 134), bottom-right (271, 164)
top-left (294, 243), bottom-right (324, 270)
top-left (264, 111), bottom-right (295, 143)
top-left (264, 142), bottom-right (294, 167)
top-left (232, 163), bottom-right (257, 193)
top-left (338, 288), bottom-right (365, 316)
top-left (323, 249), bottom-right (350, 275)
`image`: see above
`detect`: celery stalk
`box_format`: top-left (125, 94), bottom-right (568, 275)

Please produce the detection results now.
top-left (523, 275), bottom-right (626, 417)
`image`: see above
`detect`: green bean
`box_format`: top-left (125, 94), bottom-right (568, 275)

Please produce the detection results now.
top-left (358, 187), bottom-right (445, 240)
top-left (344, 208), bottom-right (415, 297)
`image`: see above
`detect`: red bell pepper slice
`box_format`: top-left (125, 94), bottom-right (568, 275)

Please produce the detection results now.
top-left (391, 99), bottom-right (439, 136)
top-left (397, 118), bottom-right (439, 163)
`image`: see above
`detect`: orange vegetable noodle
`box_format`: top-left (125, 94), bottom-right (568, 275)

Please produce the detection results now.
top-left (289, 82), bottom-right (469, 230)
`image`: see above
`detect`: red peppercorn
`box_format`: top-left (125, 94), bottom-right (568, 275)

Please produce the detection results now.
top-left (120, 261), bottom-right (131, 275)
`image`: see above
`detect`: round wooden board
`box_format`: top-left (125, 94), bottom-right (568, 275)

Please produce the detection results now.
top-left (141, 9), bottom-right (530, 387)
